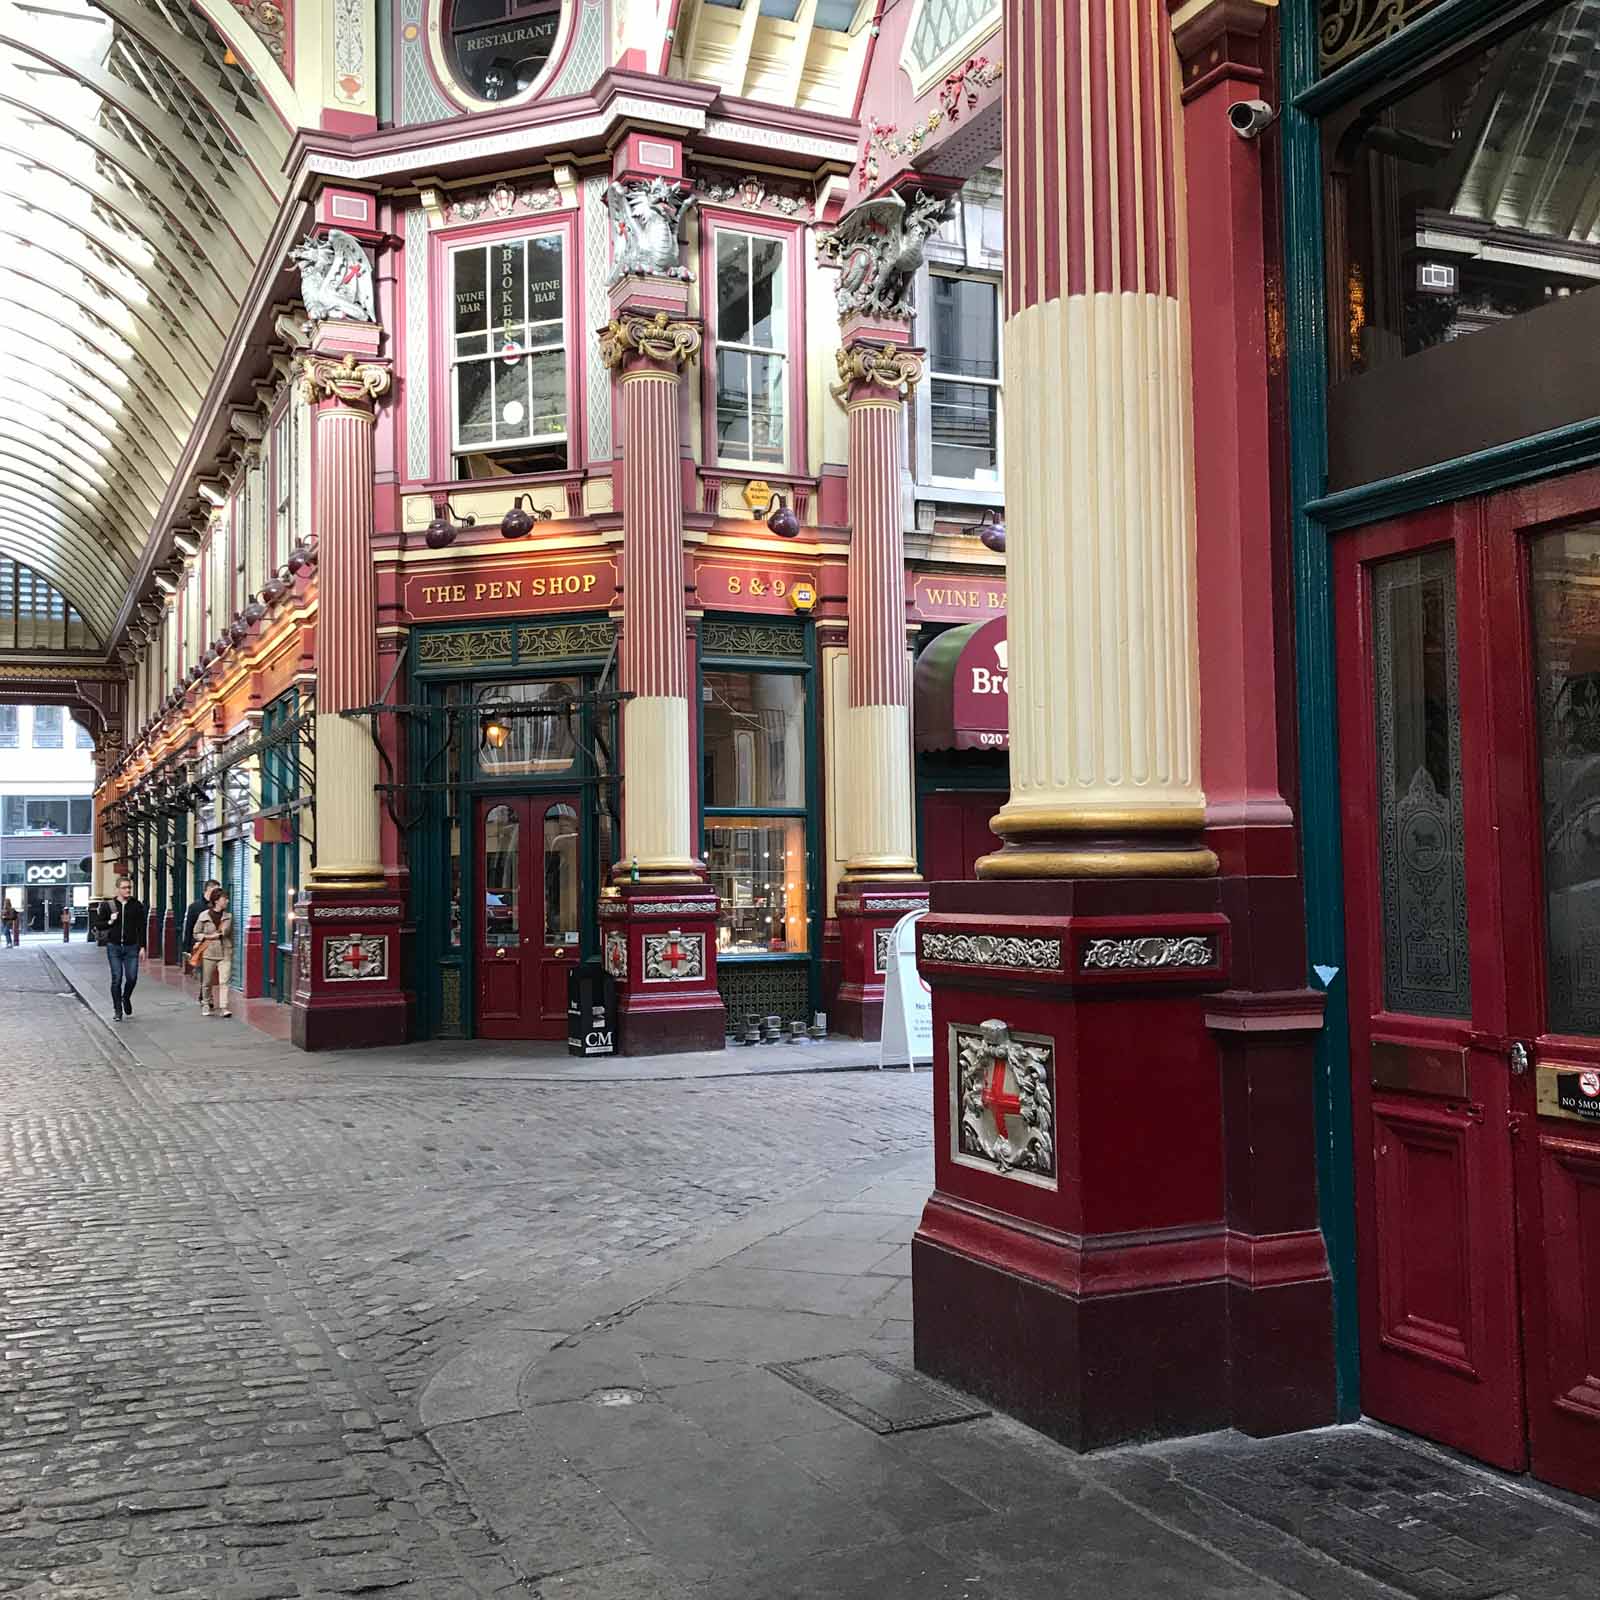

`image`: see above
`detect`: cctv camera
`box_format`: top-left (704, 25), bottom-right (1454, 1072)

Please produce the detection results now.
top-left (1227, 99), bottom-right (1278, 139)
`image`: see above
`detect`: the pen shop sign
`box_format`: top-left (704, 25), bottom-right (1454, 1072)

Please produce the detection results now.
top-left (404, 556), bottom-right (618, 621)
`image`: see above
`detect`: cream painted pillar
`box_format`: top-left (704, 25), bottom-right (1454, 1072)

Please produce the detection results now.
top-left (299, 344), bottom-right (390, 888)
top-left (837, 334), bottom-right (921, 883)
top-left (981, 0), bottom-right (1213, 879)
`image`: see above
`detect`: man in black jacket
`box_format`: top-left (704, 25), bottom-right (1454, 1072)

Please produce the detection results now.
top-left (182, 879), bottom-right (221, 961)
top-left (96, 877), bottom-right (148, 1022)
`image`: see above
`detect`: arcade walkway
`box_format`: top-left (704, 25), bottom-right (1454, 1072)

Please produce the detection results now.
top-left (1, 947), bottom-right (1596, 1599)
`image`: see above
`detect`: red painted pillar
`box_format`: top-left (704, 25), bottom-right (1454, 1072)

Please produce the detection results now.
top-left (598, 282), bottom-right (724, 1054)
top-left (1171, 0), bottom-right (1335, 1433)
top-left (834, 321), bottom-right (928, 1038)
top-left (289, 324), bottom-right (409, 1051)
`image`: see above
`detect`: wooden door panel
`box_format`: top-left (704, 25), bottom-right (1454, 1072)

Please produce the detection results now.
top-left (1372, 1102), bottom-right (1479, 1372)
top-left (1539, 1134), bottom-right (1600, 1422)
top-left (479, 953), bottom-right (522, 1023)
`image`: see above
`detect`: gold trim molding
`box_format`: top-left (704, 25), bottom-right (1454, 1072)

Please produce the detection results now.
top-left (598, 312), bottom-right (703, 373)
top-left (300, 352), bottom-right (392, 408)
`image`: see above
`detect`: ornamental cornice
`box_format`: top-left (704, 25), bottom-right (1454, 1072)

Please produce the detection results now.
top-left (834, 341), bottom-right (924, 403)
top-left (299, 352), bottom-right (392, 408)
top-left (598, 311), bottom-right (703, 373)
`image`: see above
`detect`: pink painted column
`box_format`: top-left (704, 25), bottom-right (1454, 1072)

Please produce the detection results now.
top-left (598, 283), bottom-right (724, 1054)
top-left (290, 327), bottom-right (408, 1051)
top-left (834, 325), bottom-right (927, 1038)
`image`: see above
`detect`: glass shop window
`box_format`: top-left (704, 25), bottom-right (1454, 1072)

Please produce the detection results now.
top-left (446, 0), bottom-right (562, 101)
top-left (1325, 1), bottom-right (1600, 386)
top-left (702, 670), bottom-right (808, 956)
top-left (714, 231), bottom-right (788, 468)
top-left (0, 706), bottom-right (16, 748)
top-left (451, 233), bottom-right (568, 478)
top-left (473, 679), bottom-right (580, 777)
top-left (31, 706), bottom-right (62, 749)
top-left (927, 273), bottom-right (1001, 484)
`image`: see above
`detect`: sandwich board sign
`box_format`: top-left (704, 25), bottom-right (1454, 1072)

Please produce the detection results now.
top-left (879, 910), bottom-right (933, 1069)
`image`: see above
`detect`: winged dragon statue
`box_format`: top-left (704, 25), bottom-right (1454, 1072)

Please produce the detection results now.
top-left (604, 178), bottom-right (694, 286)
top-left (819, 189), bottom-right (956, 319)
top-left (288, 229), bottom-right (377, 323)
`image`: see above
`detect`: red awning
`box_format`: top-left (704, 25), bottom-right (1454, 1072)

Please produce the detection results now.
top-left (914, 617), bottom-right (1008, 752)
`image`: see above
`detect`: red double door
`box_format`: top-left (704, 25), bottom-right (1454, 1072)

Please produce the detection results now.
top-left (476, 794), bottom-right (581, 1040)
top-left (1337, 467), bottom-right (1600, 1498)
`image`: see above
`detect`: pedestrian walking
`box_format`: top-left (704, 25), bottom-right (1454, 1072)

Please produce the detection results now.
top-left (182, 878), bottom-right (221, 1005)
top-left (1, 897), bottom-right (17, 948)
top-left (94, 877), bottom-right (147, 1021)
top-left (60, 903), bottom-right (72, 943)
top-left (192, 889), bottom-right (235, 1019)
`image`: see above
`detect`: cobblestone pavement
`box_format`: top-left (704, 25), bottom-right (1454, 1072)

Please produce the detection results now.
top-left (0, 951), bottom-right (931, 1599)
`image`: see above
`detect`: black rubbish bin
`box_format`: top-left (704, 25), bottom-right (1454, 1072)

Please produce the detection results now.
top-left (567, 960), bottom-right (618, 1056)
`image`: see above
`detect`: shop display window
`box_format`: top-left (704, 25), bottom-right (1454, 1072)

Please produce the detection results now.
top-left (451, 232), bottom-right (567, 478)
top-left (702, 669), bottom-right (808, 956)
top-left (713, 230), bottom-right (788, 468)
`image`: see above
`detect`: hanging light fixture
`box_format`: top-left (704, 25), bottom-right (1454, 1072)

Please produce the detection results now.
top-left (426, 499), bottom-right (476, 550)
top-left (480, 711), bottom-right (511, 749)
top-left (965, 507), bottom-right (1006, 553)
top-left (765, 493), bottom-right (801, 539)
top-left (500, 493), bottom-right (552, 539)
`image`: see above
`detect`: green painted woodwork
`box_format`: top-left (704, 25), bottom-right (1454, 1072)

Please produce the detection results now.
top-left (1285, 0), bottom-right (1361, 1421)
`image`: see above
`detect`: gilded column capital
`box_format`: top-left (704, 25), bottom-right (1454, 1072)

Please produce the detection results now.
top-left (833, 340), bottom-right (924, 407)
top-left (299, 351), bottom-right (391, 410)
top-left (598, 310), bottom-right (703, 375)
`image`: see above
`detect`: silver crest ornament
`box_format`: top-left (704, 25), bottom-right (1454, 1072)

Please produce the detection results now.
top-left (604, 178), bottom-right (694, 285)
top-left (955, 1020), bottom-right (1055, 1181)
top-left (289, 228), bottom-right (377, 323)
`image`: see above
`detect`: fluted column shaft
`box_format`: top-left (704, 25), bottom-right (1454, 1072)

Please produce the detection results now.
top-left (302, 351), bottom-right (390, 889)
top-left (601, 302), bottom-right (703, 879)
top-left (840, 338), bottom-right (922, 881)
top-left (983, 0), bottom-right (1213, 878)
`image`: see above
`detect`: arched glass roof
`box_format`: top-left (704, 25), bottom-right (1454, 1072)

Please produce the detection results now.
top-left (0, 0), bottom-right (291, 647)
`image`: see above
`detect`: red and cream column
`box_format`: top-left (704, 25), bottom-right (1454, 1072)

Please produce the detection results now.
top-left (912, 0), bottom-right (1330, 1450)
top-left (598, 286), bottom-right (724, 1054)
top-left (834, 330), bottom-right (927, 1037)
top-left (289, 328), bottom-right (408, 1051)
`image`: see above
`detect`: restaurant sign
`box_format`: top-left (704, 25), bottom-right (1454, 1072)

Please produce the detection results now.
top-left (912, 574), bottom-right (1006, 623)
top-left (404, 556), bottom-right (618, 621)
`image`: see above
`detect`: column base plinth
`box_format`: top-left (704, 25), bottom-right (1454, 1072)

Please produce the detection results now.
top-left (912, 876), bottom-right (1335, 1448)
top-left (288, 889), bottom-right (409, 1052)
top-left (602, 886), bottom-right (726, 1055)
top-left (834, 880), bottom-right (928, 1040)
top-left (161, 911), bottom-right (178, 968)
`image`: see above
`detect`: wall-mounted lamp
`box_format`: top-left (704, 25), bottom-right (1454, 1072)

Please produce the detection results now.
top-left (426, 499), bottom-right (476, 550)
top-left (965, 508), bottom-right (1006, 553)
top-left (480, 713), bottom-right (511, 749)
top-left (765, 493), bottom-right (801, 539)
top-left (500, 493), bottom-right (553, 540)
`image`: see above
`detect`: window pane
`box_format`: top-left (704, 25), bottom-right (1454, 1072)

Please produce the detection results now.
top-left (931, 276), bottom-right (999, 380)
top-left (931, 379), bottom-right (999, 482)
top-left (1530, 524), bottom-right (1600, 1035)
top-left (527, 235), bottom-right (563, 328)
top-left (457, 360), bottom-right (494, 447)
top-left (29, 800), bottom-right (69, 834)
top-left (2, 796), bottom-right (23, 833)
top-left (1372, 549), bottom-right (1471, 1017)
top-left (70, 798), bottom-right (91, 833)
top-left (492, 238), bottom-right (527, 350)
top-left (482, 803), bottom-right (520, 948)
top-left (492, 354), bottom-right (532, 442)
top-left (706, 819), bottom-right (809, 954)
top-left (453, 246), bottom-right (488, 357)
top-left (750, 353), bottom-right (786, 464)
top-left (717, 233), bottom-right (751, 345)
top-left (716, 349), bottom-right (751, 458)
top-left (476, 680), bottom-right (579, 776)
top-left (749, 237), bottom-right (784, 350)
top-left (32, 706), bottom-right (61, 748)
top-left (702, 671), bottom-right (805, 808)
top-left (543, 802), bottom-right (579, 946)
top-left (0, 706), bottom-right (16, 747)
top-left (1328, 2), bottom-right (1600, 383)
top-left (527, 349), bottom-right (565, 436)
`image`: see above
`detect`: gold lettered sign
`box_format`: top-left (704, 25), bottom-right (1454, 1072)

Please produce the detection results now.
top-left (912, 574), bottom-right (1006, 623)
top-left (405, 556), bottom-right (618, 621)
top-left (697, 560), bottom-right (819, 615)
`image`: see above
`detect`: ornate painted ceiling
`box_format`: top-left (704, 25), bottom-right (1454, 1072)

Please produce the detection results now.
top-left (0, 0), bottom-right (291, 649)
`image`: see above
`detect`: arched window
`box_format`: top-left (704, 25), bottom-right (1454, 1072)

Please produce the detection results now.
top-left (0, 558), bottom-right (98, 653)
top-left (445, 0), bottom-right (564, 102)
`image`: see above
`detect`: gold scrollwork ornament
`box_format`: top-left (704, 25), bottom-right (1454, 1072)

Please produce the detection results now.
top-left (833, 341), bottom-right (925, 403)
top-left (299, 352), bottom-right (392, 408)
top-left (598, 311), bottom-right (703, 373)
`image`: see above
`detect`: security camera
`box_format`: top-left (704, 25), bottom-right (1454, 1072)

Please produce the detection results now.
top-left (1228, 99), bottom-right (1278, 139)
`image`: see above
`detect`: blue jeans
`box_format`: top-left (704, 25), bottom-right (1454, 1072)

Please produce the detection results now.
top-left (106, 944), bottom-right (141, 1012)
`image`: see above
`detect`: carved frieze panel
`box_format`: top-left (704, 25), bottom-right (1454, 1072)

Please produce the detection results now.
top-left (921, 932), bottom-right (1061, 970)
top-left (1080, 935), bottom-right (1216, 972)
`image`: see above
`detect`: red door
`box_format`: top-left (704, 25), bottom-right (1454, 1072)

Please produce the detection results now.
top-left (1337, 468), bottom-right (1600, 1497)
top-left (476, 795), bottom-right (581, 1040)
